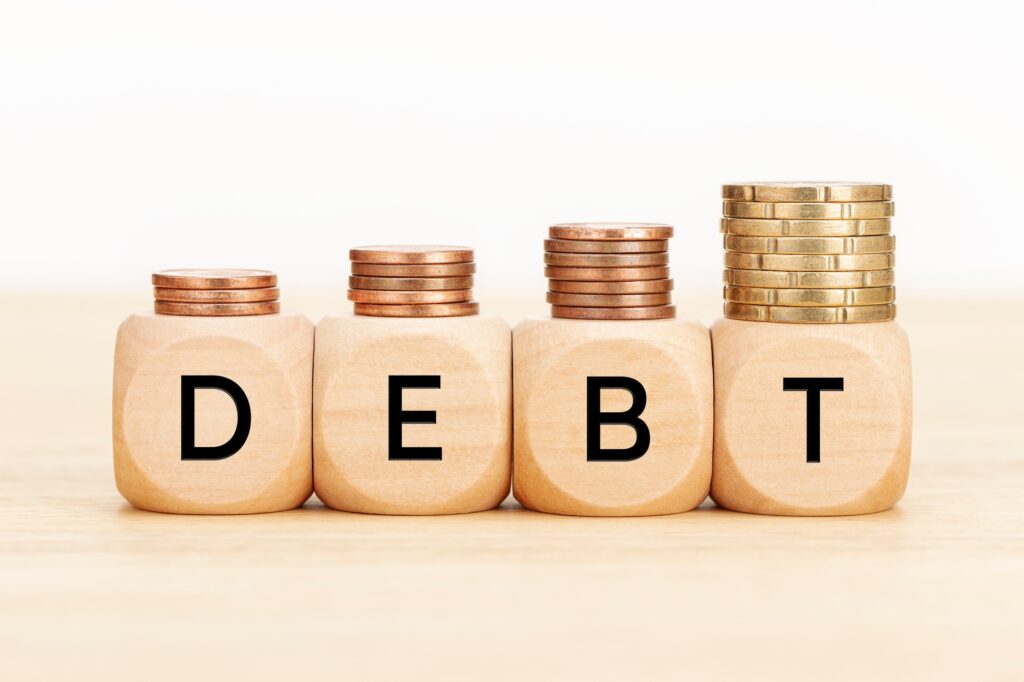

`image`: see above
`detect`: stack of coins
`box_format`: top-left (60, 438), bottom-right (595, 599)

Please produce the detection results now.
top-left (545, 223), bottom-right (676, 320)
top-left (348, 245), bottom-right (479, 317)
top-left (721, 182), bottom-right (896, 323)
top-left (152, 269), bottom-right (280, 316)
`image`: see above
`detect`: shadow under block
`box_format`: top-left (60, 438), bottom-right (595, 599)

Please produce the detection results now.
top-left (313, 314), bottom-right (512, 515)
top-left (112, 313), bottom-right (314, 514)
top-left (710, 319), bottom-right (912, 516)
top-left (513, 318), bottom-right (713, 516)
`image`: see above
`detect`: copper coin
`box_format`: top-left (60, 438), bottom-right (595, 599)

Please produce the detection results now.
top-left (153, 301), bottom-right (280, 316)
top-left (548, 222), bottom-right (674, 241)
top-left (551, 305), bottom-right (676, 320)
top-left (544, 252), bottom-right (669, 267)
top-left (347, 289), bottom-right (472, 304)
top-left (351, 262), bottom-right (476, 277)
top-left (349, 245), bottom-right (474, 264)
top-left (353, 301), bottom-right (480, 318)
top-left (348, 275), bottom-right (474, 291)
top-left (546, 291), bottom-right (672, 307)
top-left (545, 266), bottom-right (669, 281)
top-left (152, 269), bottom-right (277, 290)
top-left (153, 287), bottom-right (279, 303)
top-left (544, 238), bottom-right (668, 254)
top-left (547, 279), bottom-right (674, 294)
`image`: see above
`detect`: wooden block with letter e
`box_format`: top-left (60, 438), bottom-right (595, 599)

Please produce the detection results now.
top-left (710, 319), bottom-right (912, 515)
top-left (113, 270), bottom-right (314, 514)
top-left (314, 246), bottom-right (510, 515)
top-left (512, 317), bottom-right (713, 516)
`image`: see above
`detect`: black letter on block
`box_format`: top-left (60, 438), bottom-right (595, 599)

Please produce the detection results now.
top-left (389, 375), bottom-right (442, 461)
top-left (783, 377), bottom-right (844, 463)
top-left (586, 377), bottom-right (651, 462)
top-left (181, 375), bottom-right (251, 461)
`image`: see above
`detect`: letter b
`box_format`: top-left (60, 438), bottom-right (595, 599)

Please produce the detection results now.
top-left (586, 376), bottom-right (651, 462)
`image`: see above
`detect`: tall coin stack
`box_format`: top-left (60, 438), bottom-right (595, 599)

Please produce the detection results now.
top-left (720, 183), bottom-right (896, 323)
top-left (348, 245), bottom-right (480, 317)
top-left (545, 223), bottom-right (676, 320)
top-left (152, 269), bottom-right (281, 316)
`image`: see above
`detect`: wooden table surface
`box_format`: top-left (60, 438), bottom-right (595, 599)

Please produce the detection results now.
top-left (1, 291), bottom-right (1022, 681)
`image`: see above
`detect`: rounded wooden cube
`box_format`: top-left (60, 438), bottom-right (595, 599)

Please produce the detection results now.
top-left (711, 318), bottom-right (912, 515)
top-left (113, 313), bottom-right (314, 514)
top-left (313, 313), bottom-right (512, 515)
top-left (513, 317), bottom-right (713, 516)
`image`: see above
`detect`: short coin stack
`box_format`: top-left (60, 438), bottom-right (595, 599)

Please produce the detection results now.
top-left (721, 182), bottom-right (896, 323)
top-left (348, 245), bottom-right (479, 317)
top-left (152, 269), bottom-right (280, 316)
top-left (545, 223), bottom-right (676, 320)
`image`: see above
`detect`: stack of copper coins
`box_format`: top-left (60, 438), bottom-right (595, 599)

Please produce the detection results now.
top-left (348, 245), bottom-right (479, 317)
top-left (545, 223), bottom-right (676, 320)
top-left (721, 182), bottom-right (896, 323)
top-left (152, 269), bottom-right (280, 316)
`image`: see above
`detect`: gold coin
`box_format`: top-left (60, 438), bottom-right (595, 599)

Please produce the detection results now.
top-left (348, 245), bottom-right (473, 264)
top-left (724, 252), bottom-right (894, 271)
top-left (723, 201), bottom-right (894, 220)
top-left (551, 305), bottom-right (676, 320)
top-left (152, 269), bottom-right (277, 290)
top-left (346, 289), bottom-right (472, 304)
top-left (544, 252), bottom-right (669, 267)
top-left (546, 291), bottom-right (673, 307)
top-left (153, 301), bottom-right (280, 316)
top-left (725, 234), bottom-right (895, 255)
top-left (153, 287), bottom-right (280, 303)
top-left (724, 302), bottom-right (896, 324)
top-left (723, 268), bottom-right (894, 289)
top-left (545, 265), bottom-right (669, 281)
top-left (544, 238), bottom-right (668, 254)
top-left (350, 262), bottom-right (476, 277)
top-left (353, 301), bottom-right (480, 317)
top-left (721, 217), bottom-right (892, 237)
top-left (549, 222), bottom-right (674, 241)
top-left (547, 279), bottom-right (674, 294)
top-left (722, 182), bottom-right (892, 203)
top-left (348, 275), bottom-right (474, 291)
top-left (724, 285), bottom-right (895, 307)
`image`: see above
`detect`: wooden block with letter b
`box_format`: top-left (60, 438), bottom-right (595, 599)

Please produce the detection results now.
top-left (312, 246), bottom-right (512, 515)
top-left (112, 270), bottom-right (314, 514)
top-left (514, 223), bottom-right (713, 516)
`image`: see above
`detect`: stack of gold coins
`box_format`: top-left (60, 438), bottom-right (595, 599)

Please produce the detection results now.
top-left (348, 245), bottom-right (479, 317)
top-left (152, 269), bottom-right (280, 316)
top-left (721, 182), bottom-right (896, 323)
top-left (545, 223), bottom-right (676, 320)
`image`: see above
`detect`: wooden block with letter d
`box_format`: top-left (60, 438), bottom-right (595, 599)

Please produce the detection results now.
top-left (514, 223), bottom-right (712, 516)
top-left (112, 270), bottom-right (314, 514)
top-left (313, 246), bottom-right (512, 515)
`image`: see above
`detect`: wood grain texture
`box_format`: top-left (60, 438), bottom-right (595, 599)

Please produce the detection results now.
top-left (0, 292), bottom-right (1021, 681)
top-left (313, 313), bottom-right (511, 514)
top-left (711, 319), bottom-right (912, 515)
top-left (513, 317), bottom-right (712, 515)
top-left (112, 312), bottom-right (314, 514)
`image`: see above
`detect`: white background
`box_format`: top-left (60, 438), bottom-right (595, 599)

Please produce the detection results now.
top-left (2, 0), bottom-right (1023, 301)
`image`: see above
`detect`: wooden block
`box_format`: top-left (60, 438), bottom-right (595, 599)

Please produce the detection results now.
top-left (710, 319), bottom-right (912, 515)
top-left (313, 313), bottom-right (512, 514)
top-left (513, 318), bottom-right (713, 516)
top-left (113, 313), bottom-right (314, 514)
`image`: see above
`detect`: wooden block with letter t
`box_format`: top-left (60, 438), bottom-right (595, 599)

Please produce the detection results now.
top-left (710, 319), bottom-right (912, 515)
top-left (312, 313), bottom-right (512, 514)
top-left (512, 318), bottom-right (713, 516)
top-left (112, 312), bottom-right (314, 514)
